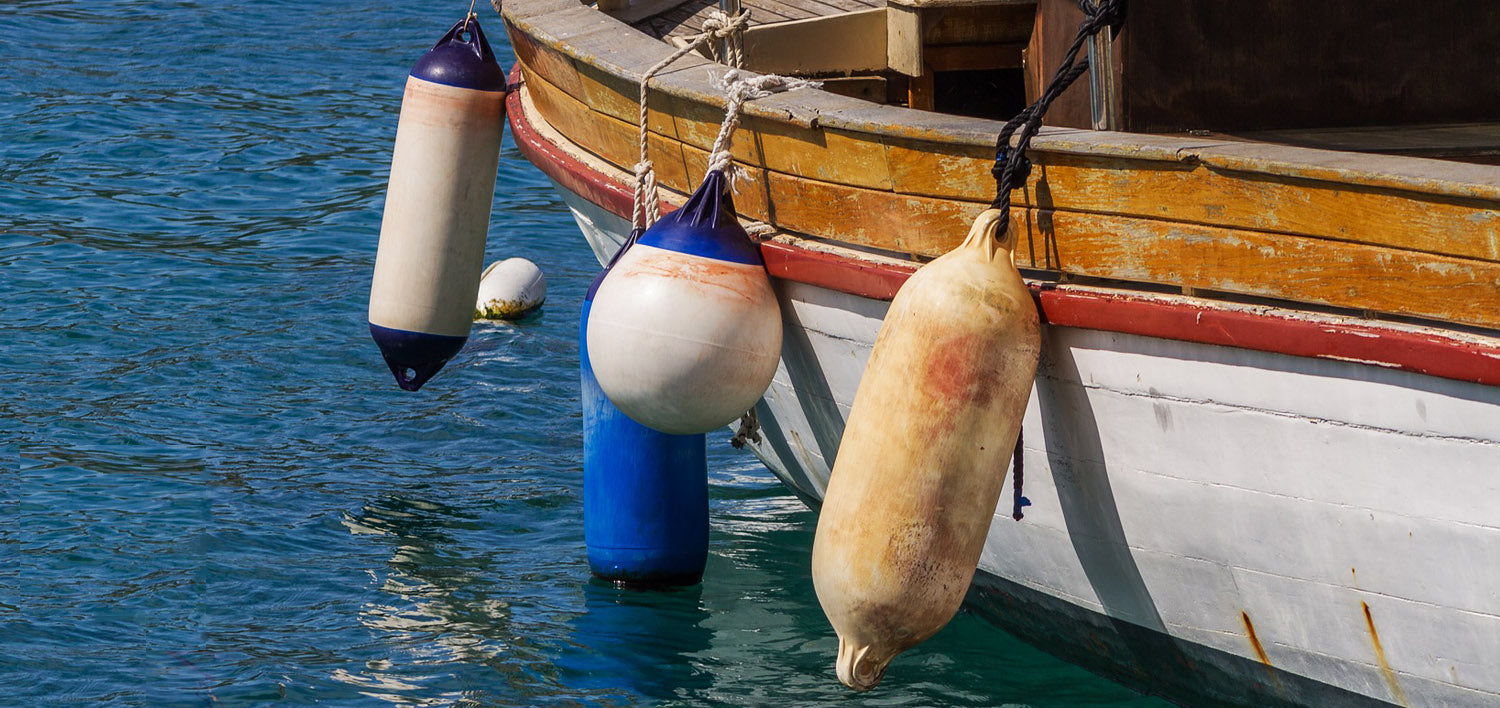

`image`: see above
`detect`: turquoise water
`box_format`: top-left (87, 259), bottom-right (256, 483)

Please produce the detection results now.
top-left (2, 2), bottom-right (1176, 705)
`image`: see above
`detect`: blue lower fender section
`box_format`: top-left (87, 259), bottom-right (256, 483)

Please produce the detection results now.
top-left (581, 297), bottom-right (708, 587)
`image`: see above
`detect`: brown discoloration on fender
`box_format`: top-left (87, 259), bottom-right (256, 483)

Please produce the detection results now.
top-left (812, 209), bottom-right (1040, 690)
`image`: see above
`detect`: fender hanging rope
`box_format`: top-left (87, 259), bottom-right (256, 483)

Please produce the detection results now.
top-left (705, 70), bottom-right (820, 185)
top-left (989, 0), bottom-right (1126, 237)
top-left (994, 0), bottom-right (1124, 521)
top-left (630, 10), bottom-right (752, 230)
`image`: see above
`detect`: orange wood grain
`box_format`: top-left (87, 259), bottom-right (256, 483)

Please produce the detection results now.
top-left (574, 61), bottom-right (680, 140)
top-left (752, 118), bottom-right (894, 191)
top-left (523, 68), bottom-right (692, 193)
top-left (766, 171), bottom-right (981, 255)
top-left (1010, 208), bottom-right (1500, 329)
top-left (513, 22), bottom-right (1500, 268)
top-left (514, 48), bottom-right (1500, 329)
top-left (1025, 154), bottom-right (1500, 263)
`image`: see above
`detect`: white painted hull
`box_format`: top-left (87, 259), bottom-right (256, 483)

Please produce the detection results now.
top-left (554, 182), bottom-right (1500, 707)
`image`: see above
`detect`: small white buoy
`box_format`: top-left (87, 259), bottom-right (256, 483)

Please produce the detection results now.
top-left (474, 257), bottom-right (546, 320)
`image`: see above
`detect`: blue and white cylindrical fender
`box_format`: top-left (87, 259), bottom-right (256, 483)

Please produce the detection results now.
top-left (586, 171), bottom-right (783, 435)
top-left (581, 234), bottom-right (709, 586)
top-left (369, 16), bottom-right (506, 391)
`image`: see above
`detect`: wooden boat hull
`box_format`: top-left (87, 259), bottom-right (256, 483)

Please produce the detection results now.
top-left (509, 82), bottom-right (1500, 706)
top-left (501, 3), bottom-right (1500, 704)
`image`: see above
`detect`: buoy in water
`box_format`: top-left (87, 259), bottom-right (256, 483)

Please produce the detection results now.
top-left (475, 257), bottom-right (546, 320)
top-left (582, 231), bottom-right (709, 586)
top-left (811, 209), bottom-right (1041, 691)
top-left (586, 171), bottom-right (782, 435)
top-left (368, 15), bottom-right (506, 391)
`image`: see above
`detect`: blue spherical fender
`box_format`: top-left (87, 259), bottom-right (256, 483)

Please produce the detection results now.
top-left (586, 172), bottom-right (783, 434)
top-left (369, 16), bottom-right (506, 391)
top-left (581, 239), bottom-right (709, 586)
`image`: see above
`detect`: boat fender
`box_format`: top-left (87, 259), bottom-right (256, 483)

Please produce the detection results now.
top-left (811, 208), bottom-right (1041, 691)
top-left (368, 15), bottom-right (506, 390)
top-left (586, 171), bottom-right (783, 435)
top-left (475, 257), bottom-right (547, 320)
top-left (582, 229), bottom-right (709, 586)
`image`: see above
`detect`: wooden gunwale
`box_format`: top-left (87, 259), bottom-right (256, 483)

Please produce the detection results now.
top-left (507, 81), bottom-right (1500, 388)
top-left (501, 0), bottom-right (1500, 330)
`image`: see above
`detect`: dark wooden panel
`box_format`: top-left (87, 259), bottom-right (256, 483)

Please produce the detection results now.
top-left (1025, 0), bottom-right (1100, 130)
top-left (1028, 0), bottom-right (1500, 133)
top-left (1120, 1), bottom-right (1500, 132)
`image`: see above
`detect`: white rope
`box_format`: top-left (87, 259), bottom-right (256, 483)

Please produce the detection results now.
top-left (631, 10), bottom-right (752, 229)
top-left (704, 69), bottom-right (819, 185)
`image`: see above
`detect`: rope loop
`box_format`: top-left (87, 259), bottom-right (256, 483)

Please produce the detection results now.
top-left (630, 9), bottom-right (754, 229)
top-left (988, 0), bottom-right (1127, 234)
top-left (705, 70), bottom-right (819, 185)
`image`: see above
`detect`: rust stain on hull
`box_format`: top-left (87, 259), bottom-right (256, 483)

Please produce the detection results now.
top-left (1362, 601), bottom-right (1411, 708)
top-left (1240, 612), bottom-right (1272, 667)
top-left (1240, 612), bottom-right (1285, 696)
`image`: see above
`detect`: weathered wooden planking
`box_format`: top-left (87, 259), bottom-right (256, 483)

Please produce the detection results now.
top-left (527, 57), bottom-right (1500, 263)
top-left (504, 0), bottom-right (1500, 328)
top-left (738, 8), bottom-right (888, 76)
top-left (1011, 209), bottom-right (1500, 330)
top-left (526, 68), bottom-right (779, 221)
top-left (522, 67), bottom-right (695, 195)
top-left (634, 0), bottom-right (884, 41)
top-left (765, 170), bottom-right (980, 254)
top-left (1024, 153), bottom-right (1500, 262)
top-left (752, 117), bottom-right (894, 190)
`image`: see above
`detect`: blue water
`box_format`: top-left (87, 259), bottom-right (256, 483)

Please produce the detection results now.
top-left (1, 2), bottom-right (1176, 705)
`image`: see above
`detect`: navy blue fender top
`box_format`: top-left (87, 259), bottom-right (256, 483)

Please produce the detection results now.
top-left (636, 171), bottom-right (763, 266)
top-left (410, 16), bottom-right (506, 92)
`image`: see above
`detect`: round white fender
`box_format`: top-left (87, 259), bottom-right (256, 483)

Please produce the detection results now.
top-left (586, 172), bottom-right (782, 435)
top-left (368, 15), bottom-right (505, 391)
top-left (475, 257), bottom-right (547, 320)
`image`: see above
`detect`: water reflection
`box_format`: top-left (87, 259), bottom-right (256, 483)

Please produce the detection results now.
top-left (558, 580), bottom-right (715, 702)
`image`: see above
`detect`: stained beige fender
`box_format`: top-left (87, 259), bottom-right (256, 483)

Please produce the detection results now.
top-left (811, 208), bottom-right (1041, 691)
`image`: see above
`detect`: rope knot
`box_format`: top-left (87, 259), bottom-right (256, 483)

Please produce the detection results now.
top-left (1077, 0), bottom-right (1126, 36)
top-left (701, 9), bottom-right (751, 38)
top-left (705, 70), bottom-right (820, 186)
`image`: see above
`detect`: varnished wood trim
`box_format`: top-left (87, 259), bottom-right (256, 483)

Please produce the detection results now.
top-left (508, 14), bottom-right (1500, 268)
top-left (515, 64), bottom-right (1500, 330)
top-left (508, 81), bottom-right (1500, 388)
top-left (502, 0), bottom-right (1500, 204)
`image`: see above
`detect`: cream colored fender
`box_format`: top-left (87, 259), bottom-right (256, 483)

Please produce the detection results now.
top-left (811, 208), bottom-right (1041, 691)
top-left (368, 17), bottom-right (506, 390)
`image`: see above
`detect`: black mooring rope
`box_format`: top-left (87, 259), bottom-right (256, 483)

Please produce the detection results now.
top-left (1011, 427), bottom-right (1029, 520)
top-left (990, 0), bottom-right (1127, 235)
top-left (997, 1), bottom-right (1124, 521)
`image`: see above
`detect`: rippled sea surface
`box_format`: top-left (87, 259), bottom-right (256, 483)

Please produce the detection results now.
top-left (1, 2), bottom-right (1175, 705)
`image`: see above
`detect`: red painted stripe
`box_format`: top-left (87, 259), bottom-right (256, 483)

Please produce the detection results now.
top-left (505, 71), bottom-right (672, 225)
top-left (759, 241), bottom-right (914, 301)
top-left (506, 79), bottom-right (1500, 388)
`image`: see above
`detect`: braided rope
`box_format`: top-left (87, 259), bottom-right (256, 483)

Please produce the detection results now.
top-left (704, 70), bottom-right (819, 184)
top-left (989, 0), bottom-right (1126, 236)
top-left (631, 10), bottom-right (752, 229)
